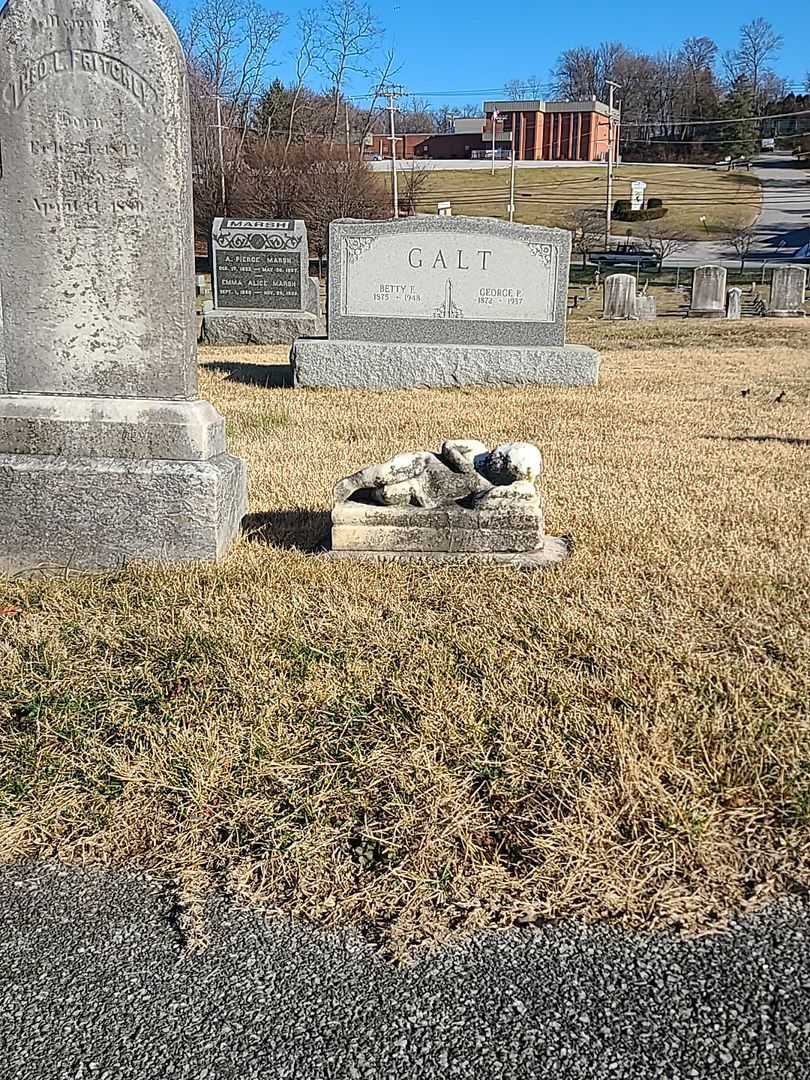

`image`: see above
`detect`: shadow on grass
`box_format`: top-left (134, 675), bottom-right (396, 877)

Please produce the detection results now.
top-left (203, 360), bottom-right (292, 389)
top-left (242, 510), bottom-right (330, 552)
top-left (702, 434), bottom-right (810, 447)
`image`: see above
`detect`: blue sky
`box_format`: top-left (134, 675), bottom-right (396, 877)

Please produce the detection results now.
top-left (176, 0), bottom-right (809, 107)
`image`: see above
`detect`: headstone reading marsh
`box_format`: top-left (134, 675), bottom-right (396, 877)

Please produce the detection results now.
top-left (0, 0), bottom-right (247, 573)
top-left (603, 273), bottom-right (637, 320)
top-left (767, 266), bottom-right (807, 317)
top-left (202, 217), bottom-right (323, 344)
top-left (689, 266), bottom-right (727, 319)
top-left (291, 216), bottom-right (600, 389)
top-left (327, 439), bottom-right (568, 569)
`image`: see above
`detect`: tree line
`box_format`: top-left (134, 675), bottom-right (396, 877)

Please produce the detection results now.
top-left (160, 1), bottom-right (809, 243)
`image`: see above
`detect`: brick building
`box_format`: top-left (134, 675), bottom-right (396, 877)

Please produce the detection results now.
top-left (362, 99), bottom-right (619, 162)
top-left (483, 99), bottom-right (619, 162)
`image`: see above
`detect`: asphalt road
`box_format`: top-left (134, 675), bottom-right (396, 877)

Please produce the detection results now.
top-left (1, 862), bottom-right (809, 1079)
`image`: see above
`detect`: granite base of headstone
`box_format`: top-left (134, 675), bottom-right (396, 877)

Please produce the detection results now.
top-left (325, 439), bottom-right (569, 570)
top-left (0, 0), bottom-right (247, 574)
top-left (726, 287), bottom-right (742, 320)
top-left (766, 266), bottom-right (807, 317)
top-left (634, 294), bottom-right (656, 321)
top-left (201, 218), bottom-right (324, 345)
top-left (291, 217), bottom-right (600, 389)
top-left (689, 265), bottom-right (727, 318)
top-left (603, 274), bottom-right (638, 320)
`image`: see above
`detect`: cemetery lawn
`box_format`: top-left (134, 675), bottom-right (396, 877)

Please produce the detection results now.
top-left (1, 319), bottom-right (808, 955)
top-left (402, 164), bottom-right (761, 239)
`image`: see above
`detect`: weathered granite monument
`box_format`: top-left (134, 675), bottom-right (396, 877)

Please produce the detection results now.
top-left (767, 266), bottom-right (807, 317)
top-left (634, 294), bottom-right (657, 321)
top-left (326, 439), bottom-right (568, 569)
top-left (0, 0), bottom-right (247, 572)
top-left (689, 266), bottom-right (727, 318)
top-left (291, 216), bottom-right (600, 389)
top-left (202, 217), bottom-right (322, 344)
top-left (603, 274), bottom-right (637, 320)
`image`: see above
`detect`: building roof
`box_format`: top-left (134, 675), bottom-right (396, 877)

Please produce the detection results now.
top-left (484, 99), bottom-right (617, 117)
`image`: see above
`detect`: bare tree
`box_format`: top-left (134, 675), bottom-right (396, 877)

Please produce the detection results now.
top-left (566, 207), bottom-right (603, 266)
top-left (642, 228), bottom-right (688, 268)
top-left (187, 0), bottom-right (286, 119)
top-left (503, 75), bottom-right (546, 100)
top-left (354, 49), bottom-right (400, 160)
top-left (284, 10), bottom-right (325, 158)
top-left (398, 160), bottom-right (431, 215)
top-left (723, 219), bottom-right (756, 271)
top-left (724, 17), bottom-right (783, 109)
top-left (319, 0), bottom-right (382, 148)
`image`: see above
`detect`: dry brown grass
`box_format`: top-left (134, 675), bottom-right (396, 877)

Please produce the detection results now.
top-left (400, 164), bottom-right (762, 240)
top-left (1, 320), bottom-right (809, 955)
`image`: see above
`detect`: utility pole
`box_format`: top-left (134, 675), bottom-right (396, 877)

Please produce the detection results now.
top-left (345, 101), bottom-right (351, 163)
top-left (380, 84), bottom-right (406, 219)
top-left (216, 95), bottom-right (228, 216)
top-left (490, 108), bottom-right (499, 175)
top-left (508, 147), bottom-right (516, 222)
top-left (604, 81), bottom-right (620, 249)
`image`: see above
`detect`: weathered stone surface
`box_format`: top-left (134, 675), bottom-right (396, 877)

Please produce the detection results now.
top-left (603, 274), bottom-right (637, 320)
top-left (324, 535), bottom-right (570, 570)
top-left (201, 310), bottom-right (324, 346)
top-left (0, 0), bottom-right (196, 399)
top-left (767, 266), bottom-right (807, 317)
top-left (726, 287), bottom-right (742, 320)
top-left (689, 265), bottom-right (727, 318)
top-left (0, 396), bottom-right (225, 459)
top-left (0, 0), bottom-right (248, 573)
top-left (0, 453), bottom-right (247, 574)
top-left (211, 218), bottom-right (320, 316)
top-left (326, 215), bottom-right (571, 347)
top-left (634, 294), bottom-right (656, 321)
top-left (291, 340), bottom-right (600, 390)
top-left (328, 439), bottom-right (567, 567)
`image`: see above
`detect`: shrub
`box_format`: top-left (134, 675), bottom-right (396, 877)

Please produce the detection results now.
top-left (612, 205), bottom-right (668, 222)
top-left (647, 197), bottom-right (663, 210)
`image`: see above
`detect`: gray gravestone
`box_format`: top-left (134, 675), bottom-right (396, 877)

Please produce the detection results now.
top-left (726, 287), bottom-right (742, 320)
top-left (0, 0), bottom-right (247, 573)
top-left (689, 265), bottom-right (727, 318)
top-left (202, 217), bottom-right (322, 344)
top-left (291, 216), bottom-right (600, 389)
top-left (634, 294), bottom-right (656, 321)
top-left (767, 266), bottom-right (807, 317)
top-left (603, 274), bottom-right (637, 320)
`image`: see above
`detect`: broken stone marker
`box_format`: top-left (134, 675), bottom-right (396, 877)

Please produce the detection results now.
top-left (726, 287), bottom-right (742, 320)
top-left (767, 266), bottom-right (807, 317)
top-left (325, 440), bottom-right (569, 568)
top-left (634, 294), bottom-right (657, 321)
top-left (0, 0), bottom-right (248, 573)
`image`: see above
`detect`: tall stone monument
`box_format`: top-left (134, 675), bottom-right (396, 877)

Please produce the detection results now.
top-left (0, 0), bottom-right (247, 572)
top-left (291, 216), bottom-right (600, 389)
top-left (767, 266), bottom-right (807, 317)
top-left (726, 287), bottom-right (742, 320)
top-left (689, 266), bottom-right (727, 318)
top-left (202, 217), bottom-right (323, 344)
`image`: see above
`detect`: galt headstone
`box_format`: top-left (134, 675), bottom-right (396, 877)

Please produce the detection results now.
top-left (202, 217), bottom-right (323, 344)
top-left (291, 216), bottom-right (600, 389)
top-left (0, 0), bottom-right (247, 573)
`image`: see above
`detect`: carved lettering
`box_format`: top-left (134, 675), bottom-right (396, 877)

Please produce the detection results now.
top-left (2, 50), bottom-right (159, 114)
